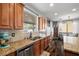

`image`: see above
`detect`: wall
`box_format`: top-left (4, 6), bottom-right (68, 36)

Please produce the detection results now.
top-left (0, 30), bottom-right (26, 42)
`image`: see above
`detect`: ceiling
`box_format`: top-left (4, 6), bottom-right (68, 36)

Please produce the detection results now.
top-left (25, 3), bottom-right (79, 21)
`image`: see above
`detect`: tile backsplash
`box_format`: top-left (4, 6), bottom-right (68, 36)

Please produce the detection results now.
top-left (0, 30), bottom-right (26, 42)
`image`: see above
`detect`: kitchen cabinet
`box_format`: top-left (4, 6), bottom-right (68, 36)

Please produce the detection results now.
top-left (33, 40), bottom-right (41, 56)
top-left (47, 36), bottom-right (50, 45)
top-left (14, 4), bottom-right (24, 29)
top-left (38, 17), bottom-right (40, 30)
top-left (44, 18), bottom-right (47, 29)
top-left (44, 37), bottom-right (48, 49)
top-left (38, 16), bottom-right (47, 31)
top-left (66, 21), bottom-right (73, 32)
top-left (59, 22), bottom-right (67, 32)
top-left (59, 21), bottom-right (73, 32)
top-left (0, 4), bottom-right (13, 29)
top-left (44, 36), bottom-right (50, 50)
top-left (40, 39), bottom-right (45, 53)
top-left (0, 3), bottom-right (24, 30)
top-left (39, 17), bottom-right (42, 30)
top-left (33, 37), bottom-right (50, 56)
top-left (42, 17), bottom-right (46, 29)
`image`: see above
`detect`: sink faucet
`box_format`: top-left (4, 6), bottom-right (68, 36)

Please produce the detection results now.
top-left (29, 32), bottom-right (32, 38)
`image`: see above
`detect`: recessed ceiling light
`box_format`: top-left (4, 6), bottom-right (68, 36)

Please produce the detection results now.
top-left (54, 13), bottom-right (58, 16)
top-left (49, 3), bottom-right (54, 7)
top-left (72, 8), bottom-right (77, 12)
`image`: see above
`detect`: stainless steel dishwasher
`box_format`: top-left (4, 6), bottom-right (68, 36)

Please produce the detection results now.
top-left (16, 44), bottom-right (34, 56)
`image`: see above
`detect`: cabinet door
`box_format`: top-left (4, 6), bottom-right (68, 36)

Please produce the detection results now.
top-left (45, 19), bottom-right (47, 29)
top-left (47, 36), bottom-right (50, 45)
top-left (44, 38), bottom-right (48, 49)
top-left (38, 17), bottom-right (44, 31)
top-left (40, 17), bottom-right (42, 30)
top-left (14, 4), bottom-right (24, 29)
top-left (34, 44), bottom-right (41, 56)
top-left (38, 17), bottom-right (40, 30)
top-left (33, 40), bottom-right (41, 56)
top-left (0, 4), bottom-right (13, 29)
top-left (43, 17), bottom-right (45, 30)
top-left (42, 17), bottom-right (44, 29)
top-left (41, 39), bottom-right (45, 53)
top-left (67, 21), bottom-right (73, 32)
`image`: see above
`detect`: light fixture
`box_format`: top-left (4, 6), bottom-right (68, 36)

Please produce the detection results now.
top-left (54, 13), bottom-right (58, 16)
top-left (49, 3), bottom-right (54, 7)
top-left (72, 8), bottom-right (77, 12)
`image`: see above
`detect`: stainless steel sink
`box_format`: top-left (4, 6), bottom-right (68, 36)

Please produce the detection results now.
top-left (30, 36), bottom-right (42, 40)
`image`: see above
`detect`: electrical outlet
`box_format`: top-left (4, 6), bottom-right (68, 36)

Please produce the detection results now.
top-left (11, 33), bottom-right (15, 37)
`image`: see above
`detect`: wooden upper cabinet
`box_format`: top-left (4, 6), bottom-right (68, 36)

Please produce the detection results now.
top-left (38, 16), bottom-right (47, 31)
top-left (0, 3), bottom-right (24, 30)
top-left (0, 4), bottom-right (13, 29)
top-left (42, 17), bottom-right (44, 29)
top-left (14, 4), bottom-right (24, 29)
top-left (38, 17), bottom-right (42, 30)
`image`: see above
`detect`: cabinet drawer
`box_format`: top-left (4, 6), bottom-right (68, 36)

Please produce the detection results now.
top-left (33, 45), bottom-right (41, 56)
top-left (34, 40), bottom-right (41, 45)
top-left (33, 40), bottom-right (41, 56)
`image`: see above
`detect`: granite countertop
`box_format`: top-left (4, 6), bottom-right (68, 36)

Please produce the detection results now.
top-left (0, 36), bottom-right (48, 56)
top-left (0, 39), bottom-right (35, 56)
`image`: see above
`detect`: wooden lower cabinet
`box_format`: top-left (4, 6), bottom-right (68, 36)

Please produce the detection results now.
top-left (44, 38), bottom-right (48, 49)
top-left (47, 36), bottom-right (50, 45)
top-left (33, 40), bottom-right (41, 56)
top-left (44, 36), bottom-right (50, 50)
top-left (41, 39), bottom-right (45, 53)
